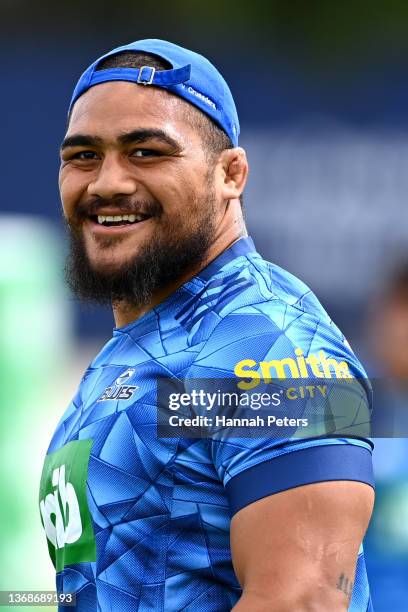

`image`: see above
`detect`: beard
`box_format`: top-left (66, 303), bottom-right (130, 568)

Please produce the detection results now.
top-left (64, 188), bottom-right (218, 309)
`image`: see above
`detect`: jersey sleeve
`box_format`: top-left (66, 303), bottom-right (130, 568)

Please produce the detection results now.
top-left (185, 301), bottom-right (374, 516)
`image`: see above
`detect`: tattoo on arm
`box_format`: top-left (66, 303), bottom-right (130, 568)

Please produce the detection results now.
top-left (336, 572), bottom-right (353, 600)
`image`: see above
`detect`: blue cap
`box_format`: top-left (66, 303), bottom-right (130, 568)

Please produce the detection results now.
top-left (69, 39), bottom-right (240, 146)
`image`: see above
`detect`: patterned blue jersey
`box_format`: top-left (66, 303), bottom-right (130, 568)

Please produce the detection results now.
top-left (39, 237), bottom-right (374, 611)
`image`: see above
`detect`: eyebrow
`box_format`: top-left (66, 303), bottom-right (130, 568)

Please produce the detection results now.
top-left (118, 129), bottom-right (180, 149)
top-left (60, 134), bottom-right (103, 150)
top-left (60, 129), bottom-right (180, 151)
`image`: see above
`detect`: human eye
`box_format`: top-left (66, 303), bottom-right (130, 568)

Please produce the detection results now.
top-left (72, 150), bottom-right (99, 160)
top-left (61, 149), bottom-right (99, 162)
top-left (131, 148), bottom-right (162, 158)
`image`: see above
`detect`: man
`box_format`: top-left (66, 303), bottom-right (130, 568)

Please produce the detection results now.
top-left (39, 39), bottom-right (374, 611)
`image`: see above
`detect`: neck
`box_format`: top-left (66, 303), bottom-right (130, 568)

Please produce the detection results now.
top-left (113, 223), bottom-right (246, 328)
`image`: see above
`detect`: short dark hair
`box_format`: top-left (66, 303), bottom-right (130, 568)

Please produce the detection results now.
top-left (95, 51), bottom-right (244, 208)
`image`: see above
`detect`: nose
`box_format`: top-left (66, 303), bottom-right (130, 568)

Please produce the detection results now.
top-left (87, 154), bottom-right (137, 199)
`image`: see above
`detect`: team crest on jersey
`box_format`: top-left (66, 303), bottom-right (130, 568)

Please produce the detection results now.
top-left (97, 367), bottom-right (139, 402)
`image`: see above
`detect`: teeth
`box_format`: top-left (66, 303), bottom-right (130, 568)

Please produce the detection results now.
top-left (96, 214), bottom-right (147, 225)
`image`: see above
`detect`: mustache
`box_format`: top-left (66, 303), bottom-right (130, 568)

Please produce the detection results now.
top-left (74, 196), bottom-right (163, 219)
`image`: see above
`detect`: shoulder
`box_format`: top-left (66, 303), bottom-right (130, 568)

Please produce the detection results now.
top-left (199, 251), bottom-right (340, 337)
top-left (190, 252), bottom-right (364, 378)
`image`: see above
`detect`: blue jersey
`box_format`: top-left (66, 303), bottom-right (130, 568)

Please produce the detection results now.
top-left (39, 237), bottom-right (374, 611)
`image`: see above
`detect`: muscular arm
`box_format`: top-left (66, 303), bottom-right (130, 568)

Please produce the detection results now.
top-left (231, 481), bottom-right (374, 611)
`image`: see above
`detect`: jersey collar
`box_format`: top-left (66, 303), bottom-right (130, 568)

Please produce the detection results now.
top-left (114, 237), bottom-right (256, 333)
top-left (196, 236), bottom-right (256, 282)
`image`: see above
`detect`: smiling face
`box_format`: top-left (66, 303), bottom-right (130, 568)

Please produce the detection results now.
top-left (60, 81), bottom-right (227, 307)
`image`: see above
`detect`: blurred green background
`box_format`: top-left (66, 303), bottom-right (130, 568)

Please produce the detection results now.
top-left (2, 1), bottom-right (408, 609)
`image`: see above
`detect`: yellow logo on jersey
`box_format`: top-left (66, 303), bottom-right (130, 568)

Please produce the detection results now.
top-left (234, 348), bottom-right (352, 390)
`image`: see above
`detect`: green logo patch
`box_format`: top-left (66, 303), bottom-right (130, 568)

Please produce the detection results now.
top-left (39, 439), bottom-right (96, 571)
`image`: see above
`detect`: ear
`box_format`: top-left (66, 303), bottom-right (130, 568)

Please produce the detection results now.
top-left (219, 147), bottom-right (249, 200)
